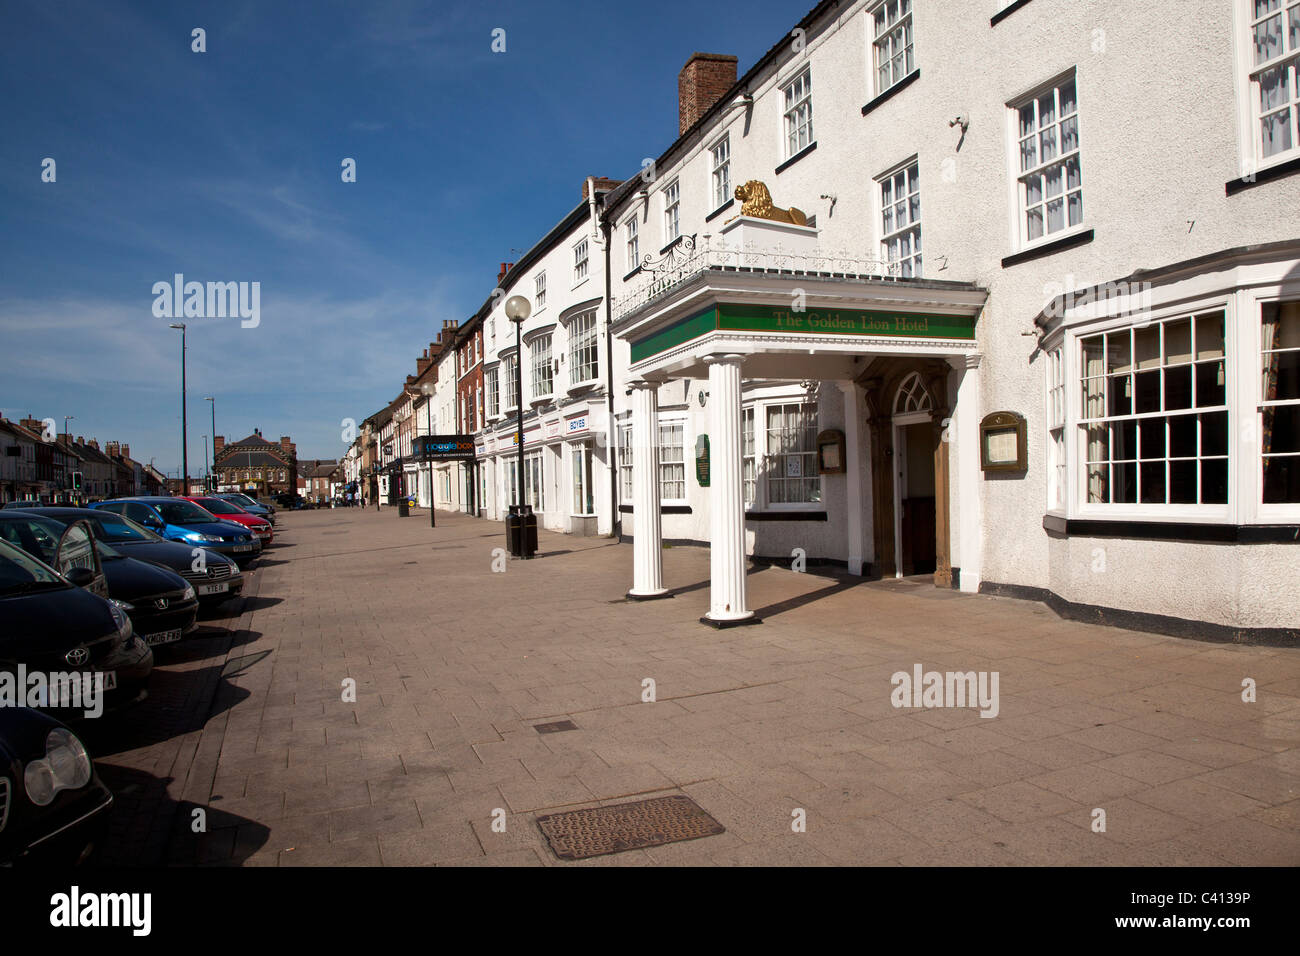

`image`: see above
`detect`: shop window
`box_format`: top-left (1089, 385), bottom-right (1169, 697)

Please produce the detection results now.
top-left (524, 451), bottom-right (545, 511)
top-left (1262, 300), bottom-right (1300, 503)
top-left (572, 443), bottom-right (595, 515)
top-left (1078, 311), bottom-right (1228, 508)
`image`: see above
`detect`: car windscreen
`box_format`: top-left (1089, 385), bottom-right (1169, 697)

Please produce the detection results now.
top-left (155, 500), bottom-right (218, 525)
top-left (87, 511), bottom-right (163, 542)
top-left (0, 538), bottom-right (65, 593)
top-left (196, 497), bottom-right (244, 515)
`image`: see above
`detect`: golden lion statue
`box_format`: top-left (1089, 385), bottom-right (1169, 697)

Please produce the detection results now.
top-left (732, 180), bottom-right (807, 225)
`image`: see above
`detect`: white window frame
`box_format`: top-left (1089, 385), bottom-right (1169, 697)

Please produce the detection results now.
top-left (870, 0), bottom-right (915, 97)
top-left (742, 406), bottom-right (756, 508)
top-left (1237, 0), bottom-right (1300, 172)
top-left (618, 422), bottom-right (634, 503)
top-left (710, 134), bottom-right (731, 212)
top-left (573, 237), bottom-right (589, 285)
top-left (568, 310), bottom-right (599, 386)
top-left (782, 67), bottom-right (813, 158)
top-left (501, 354), bottom-right (519, 413)
top-left (571, 441), bottom-right (596, 516)
top-left (535, 271), bottom-right (547, 312)
top-left (664, 178), bottom-right (681, 242)
top-left (1009, 72), bottom-right (1084, 251)
top-left (486, 366), bottom-right (499, 418)
top-left (530, 334), bottom-right (553, 401)
top-left (524, 449), bottom-right (545, 512)
top-left (761, 401), bottom-right (821, 510)
top-left (1258, 294), bottom-right (1300, 518)
top-left (1046, 346), bottom-right (1067, 512)
top-left (877, 157), bottom-right (921, 278)
top-left (658, 417), bottom-right (687, 505)
top-left (625, 216), bottom-right (640, 273)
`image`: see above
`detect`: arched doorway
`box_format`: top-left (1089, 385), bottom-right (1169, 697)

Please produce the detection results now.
top-left (892, 372), bottom-right (936, 578)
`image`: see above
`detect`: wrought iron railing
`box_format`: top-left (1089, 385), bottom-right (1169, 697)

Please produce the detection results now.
top-left (612, 234), bottom-right (903, 321)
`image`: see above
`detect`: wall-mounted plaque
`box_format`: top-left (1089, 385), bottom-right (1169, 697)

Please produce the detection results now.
top-left (816, 429), bottom-right (846, 474)
top-left (695, 434), bottom-right (710, 487)
top-left (980, 412), bottom-right (1027, 473)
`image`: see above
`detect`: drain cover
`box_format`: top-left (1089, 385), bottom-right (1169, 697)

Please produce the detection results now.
top-left (534, 720), bottom-right (578, 734)
top-left (536, 795), bottom-right (724, 860)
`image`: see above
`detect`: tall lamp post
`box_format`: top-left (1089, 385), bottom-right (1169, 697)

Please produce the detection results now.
top-left (420, 382), bottom-right (436, 528)
top-left (169, 323), bottom-right (188, 494)
top-left (204, 397), bottom-right (216, 491)
top-left (504, 295), bottom-right (533, 558)
top-left (63, 416), bottom-right (74, 503)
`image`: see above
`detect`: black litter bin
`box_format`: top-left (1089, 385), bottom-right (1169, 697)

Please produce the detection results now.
top-left (397, 499), bottom-right (409, 517)
top-left (506, 504), bottom-right (537, 558)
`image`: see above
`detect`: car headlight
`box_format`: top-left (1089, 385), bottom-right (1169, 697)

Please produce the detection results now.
top-left (181, 585), bottom-right (195, 601)
top-left (184, 532), bottom-right (221, 543)
top-left (24, 728), bottom-right (92, 806)
top-left (110, 598), bottom-right (135, 612)
top-left (108, 601), bottom-right (131, 636)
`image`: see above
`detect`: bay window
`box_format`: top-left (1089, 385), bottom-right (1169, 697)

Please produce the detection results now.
top-left (1261, 300), bottom-right (1300, 503)
top-left (530, 335), bottom-right (553, 400)
top-left (569, 310), bottom-right (599, 384)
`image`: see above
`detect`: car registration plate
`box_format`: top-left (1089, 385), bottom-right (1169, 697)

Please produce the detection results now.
top-left (197, 582), bottom-right (228, 595)
top-left (45, 671), bottom-right (116, 707)
top-left (144, 629), bottom-right (183, 646)
top-left (233, 544), bottom-right (254, 552)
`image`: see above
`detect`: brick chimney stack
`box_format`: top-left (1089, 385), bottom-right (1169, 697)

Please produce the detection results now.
top-left (106, 441), bottom-right (119, 457)
top-left (678, 53), bottom-right (738, 135)
top-left (122, 444), bottom-right (129, 459)
top-left (214, 436), bottom-right (225, 455)
top-left (497, 262), bottom-right (514, 284)
top-left (582, 177), bottom-right (623, 200)
top-left (280, 436), bottom-right (296, 458)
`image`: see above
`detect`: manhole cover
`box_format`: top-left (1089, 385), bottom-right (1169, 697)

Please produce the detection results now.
top-left (534, 720), bottom-right (578, 734)
top-left (536, 795), bottom-right (724, 860)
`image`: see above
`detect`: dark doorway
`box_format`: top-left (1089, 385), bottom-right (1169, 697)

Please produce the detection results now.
top-left (900, 421), bottom-right (936, 575)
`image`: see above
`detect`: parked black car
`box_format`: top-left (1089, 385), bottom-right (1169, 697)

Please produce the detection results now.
top-left (0, 538), bottom-right (152, 718)
top-left (18, 507), bottom-right (244, 608)
top-left (0, 706), bottom-right (114, 865)
top-left (0, 513), bottom-right (198, 649)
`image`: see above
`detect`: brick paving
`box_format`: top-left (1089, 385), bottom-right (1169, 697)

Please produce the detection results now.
top-left (94, 507), bottom-right (1300, 866)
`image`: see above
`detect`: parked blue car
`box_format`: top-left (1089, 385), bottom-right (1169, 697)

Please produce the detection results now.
top-left (90, 497), bottom-right (261, 567)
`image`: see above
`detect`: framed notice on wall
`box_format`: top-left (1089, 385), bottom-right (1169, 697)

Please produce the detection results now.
top-left (816, 429), bottom-right (846, 474)
top-left (980, 412), bottom-right (1027, 473)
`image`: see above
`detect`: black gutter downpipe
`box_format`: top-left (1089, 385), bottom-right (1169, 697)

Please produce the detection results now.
top-left (601, 204), bottom-right (619, 540)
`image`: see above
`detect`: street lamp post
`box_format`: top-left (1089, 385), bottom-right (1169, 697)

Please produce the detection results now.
top-left (421, 382), bottom-right (436, 528)
top-left (169, 323), bottom-right (188, 494)
top-left (504, 295), bottom-right (533, 558)
top-left (62, 416), bottom-right (74, 504)
top-left (204, 397), bottom-right (215, 491)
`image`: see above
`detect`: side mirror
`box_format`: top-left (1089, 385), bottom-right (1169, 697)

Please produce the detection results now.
top-left (66, 567), bottom-right (95, 588)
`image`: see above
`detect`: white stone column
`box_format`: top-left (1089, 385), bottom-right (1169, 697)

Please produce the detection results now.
top-left (838, 381), bottom-right (864, 576)
top-left (704, 354), bottom-right (755, 625)
top-left (627, 379), bottom-right (667, 598)
top-left (955, 354), bottom-right (982, 593)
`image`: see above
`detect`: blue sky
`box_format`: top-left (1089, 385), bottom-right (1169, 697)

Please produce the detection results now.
top-left (0, 0), bottom-right (806, 474)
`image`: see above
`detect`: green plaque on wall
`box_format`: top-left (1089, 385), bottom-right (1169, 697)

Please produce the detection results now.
top-left (695, 434), bottom-right (710, 487)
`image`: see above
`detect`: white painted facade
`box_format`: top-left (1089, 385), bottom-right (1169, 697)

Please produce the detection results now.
top-left (592, 0), bottom-right (1299, 632)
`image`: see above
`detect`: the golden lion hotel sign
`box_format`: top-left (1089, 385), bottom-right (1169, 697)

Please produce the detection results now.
top-left (630, 303), bottom-right (976, 363)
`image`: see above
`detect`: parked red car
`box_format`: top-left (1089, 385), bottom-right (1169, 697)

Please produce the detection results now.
top-left (181, 496), bottom-right (273, 546)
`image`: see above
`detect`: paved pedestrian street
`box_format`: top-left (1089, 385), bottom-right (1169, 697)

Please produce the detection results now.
top-left (91, 509), bottom-right (1300, 867)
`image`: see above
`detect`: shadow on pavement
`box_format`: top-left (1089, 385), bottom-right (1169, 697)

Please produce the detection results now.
top-left (91, 765), bottom-right (270, 867)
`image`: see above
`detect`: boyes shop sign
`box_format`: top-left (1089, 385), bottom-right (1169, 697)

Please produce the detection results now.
top-left (415, 435), bottom-right (476, 461)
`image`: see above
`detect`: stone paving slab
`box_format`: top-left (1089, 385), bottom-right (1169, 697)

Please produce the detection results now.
top-left (94, 506), bottom-right (1300, 866)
